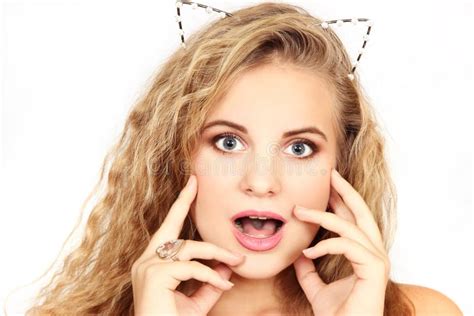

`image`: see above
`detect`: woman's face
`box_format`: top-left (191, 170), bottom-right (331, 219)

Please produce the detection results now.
top-left (190, 63), bottom-right (337, 279)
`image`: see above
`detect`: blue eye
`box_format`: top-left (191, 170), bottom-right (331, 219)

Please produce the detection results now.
top-left (283, 139), bottom-right (316, 159)
top-left (211, 133), bottom-right (319, 159)
top-left (213, 132), bottom-right (245, 153)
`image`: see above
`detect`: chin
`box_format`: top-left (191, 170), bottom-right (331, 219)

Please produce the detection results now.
top-left (229, 265), bottom-right (283, 280)
top-left (227, 252), bottom-right (291, 279)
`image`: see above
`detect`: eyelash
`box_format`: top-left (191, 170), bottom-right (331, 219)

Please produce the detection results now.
top-left (210, 132), bottom-right (319, 160)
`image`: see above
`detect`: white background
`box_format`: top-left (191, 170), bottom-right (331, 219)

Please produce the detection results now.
top-left (1, 0), bottom-right (473, 315)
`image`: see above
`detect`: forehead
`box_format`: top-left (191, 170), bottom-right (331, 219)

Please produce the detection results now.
top-left (205, 63), bottom-right (335, 141)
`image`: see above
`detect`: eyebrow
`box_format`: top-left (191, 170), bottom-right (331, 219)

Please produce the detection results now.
top-left (201, 119), bottom-right (328, 142)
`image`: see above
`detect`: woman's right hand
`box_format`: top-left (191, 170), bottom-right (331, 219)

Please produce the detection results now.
top-left (131, 174), bottom-right (246, 315)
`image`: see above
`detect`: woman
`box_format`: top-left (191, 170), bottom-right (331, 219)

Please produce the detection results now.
top-left (24, 2), bottom-right (462, 315)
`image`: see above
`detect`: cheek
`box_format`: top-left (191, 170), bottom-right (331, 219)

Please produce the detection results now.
top-left (189, 173), bottom-right (233, 229)
top-left (285, 164), bottom-right (331, 211)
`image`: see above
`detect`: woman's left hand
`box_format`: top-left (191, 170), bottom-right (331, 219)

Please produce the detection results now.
top-left (293, 168), bottom-right (390, 316)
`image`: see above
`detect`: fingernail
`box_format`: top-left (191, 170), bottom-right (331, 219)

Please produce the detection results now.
top-left (302, 248), bottom-right (311, 255)
top-left (230, 251), bottom-right (245, 259)
top-left (224, 280), bottom-right (235, 287)
top-left (186, 175), bottom-right (195, 186)
top-left (294, 205), bottom-right (310, 212)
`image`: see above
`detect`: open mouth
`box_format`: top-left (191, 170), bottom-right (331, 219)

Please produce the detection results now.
top-left (233, 216), bottom-right (284, 238)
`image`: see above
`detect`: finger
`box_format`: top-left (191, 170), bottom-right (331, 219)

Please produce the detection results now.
top-left (190, 263), bottom-right (234, 313)
top-left (294, 207), bottom-right (380, 256)
top-left (331, 169), bottom-right (384, 249)
top-left (150, 260), bottom-right (235, 291)
top-left (303, 237), bottom-right (384, 281)
top-left (163, 240), bottom-right (246, 267)
top-left (329, 185), bottom-right (356, 224)
top-left (329, 187), bottom-right (385, 254)
top-left (158, 174), bottom-right (197, 239)
top-left (139, 240), bottom-right (245, 274)
top-left (293, 253), bottom-right (326, 301)
top-left (145, 174), bottom-right (197, 257)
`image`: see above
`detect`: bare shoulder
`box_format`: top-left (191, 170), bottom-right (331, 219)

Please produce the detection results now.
top-left (398, 283), bottom-right (463, 315)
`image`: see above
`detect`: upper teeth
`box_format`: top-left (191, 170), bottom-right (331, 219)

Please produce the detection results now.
top-left (248, 216), bottom-right (269, 220)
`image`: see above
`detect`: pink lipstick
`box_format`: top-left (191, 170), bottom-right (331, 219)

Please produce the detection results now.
top-left (230, 210), bottom-right (286, 251)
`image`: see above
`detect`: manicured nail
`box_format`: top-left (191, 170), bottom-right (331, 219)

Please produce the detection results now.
top-left (302, 248), bottom-right (312, 255)
top-left (224, 280), bottom-right (235, 287)
top-left (230, 251), bottom-right (245, 258)
top-left (186, 175), bottom-right (195, 186)
top-left (294, 205), bottom-right (310, 212)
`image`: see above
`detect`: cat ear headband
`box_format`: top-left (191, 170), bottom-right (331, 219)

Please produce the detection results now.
top-left (174, 0), bottom-right (373, 80)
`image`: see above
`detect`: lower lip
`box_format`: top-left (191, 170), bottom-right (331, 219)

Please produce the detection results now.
top-left (231, 222), bottom-right (285, 251)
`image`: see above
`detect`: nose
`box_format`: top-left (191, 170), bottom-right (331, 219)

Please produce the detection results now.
top-left (240, 154), bottom-right (281, 198)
